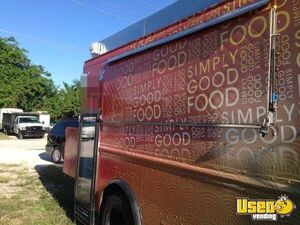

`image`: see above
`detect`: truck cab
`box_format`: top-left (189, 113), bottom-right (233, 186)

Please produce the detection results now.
top-left (13, 115), bottom-right (46, 139)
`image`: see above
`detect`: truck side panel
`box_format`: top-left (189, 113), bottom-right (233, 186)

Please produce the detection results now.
top-left (2, 113), bottom-right (17, 133)
top-left (99, 0), bottom-right (300, 224)
top-left (0, 108), bottom-right (23, 130)
top-left (82, 0), bottom-right (265, 112)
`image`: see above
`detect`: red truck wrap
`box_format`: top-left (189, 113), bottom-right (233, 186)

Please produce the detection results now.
top-left (64, 0), bottom-right (300, 224)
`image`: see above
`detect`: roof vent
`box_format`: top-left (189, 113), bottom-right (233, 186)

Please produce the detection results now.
top-left (89, 42), bottom-right (107, 58)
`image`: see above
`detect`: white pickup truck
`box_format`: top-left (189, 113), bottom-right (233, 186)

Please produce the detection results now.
top-left (3, 113), bottom-right (46, 139)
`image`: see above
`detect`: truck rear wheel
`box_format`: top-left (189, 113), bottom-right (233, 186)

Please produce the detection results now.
top-left (51, 147), bottom-right (62, 164)
top-left (100, 192), bottom-right (134, 225)
top-left (3, 127), bottom-right (8, 135)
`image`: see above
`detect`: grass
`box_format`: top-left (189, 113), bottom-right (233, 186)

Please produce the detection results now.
top-left (0, 132), bottom-right (11, 140)
top-left (0, 176), bottom-right (10, 183)
top-left (0, 164), bottom-right (75, 225)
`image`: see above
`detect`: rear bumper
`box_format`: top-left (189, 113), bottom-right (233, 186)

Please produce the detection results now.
top-left (21, 130), bottom-right (45, 137)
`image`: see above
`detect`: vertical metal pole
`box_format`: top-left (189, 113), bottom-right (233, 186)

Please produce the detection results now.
top-left (269, 7), bottom-right (278, 112)
top-left (260, 7), bottom-right (278, 137)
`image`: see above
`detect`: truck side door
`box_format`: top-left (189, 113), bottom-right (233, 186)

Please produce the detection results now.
top-left (13, 117), bottom-right (18, 133)
top-left (74, 113), bottom-right (100, 225)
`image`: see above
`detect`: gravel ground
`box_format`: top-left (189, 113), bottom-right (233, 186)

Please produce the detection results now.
top-left (0, 137), bottom-right (74, 225)
top-left (0, 136), bottom-right (53, 167)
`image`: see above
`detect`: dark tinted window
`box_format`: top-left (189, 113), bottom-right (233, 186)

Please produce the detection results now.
top-left (51, 119), bottom-right (79, 136)
top-left (67, 120), bottom-right (79, 128)
top-left (19, 116), bottom-right (39, 123)
top-left (51, 121), bottom-right (67, 135)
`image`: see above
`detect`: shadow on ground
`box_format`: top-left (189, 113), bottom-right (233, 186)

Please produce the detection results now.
top-left (38, 152), bottom-right (53, 163)
top-left (35, 164), bottom-right (75, 221)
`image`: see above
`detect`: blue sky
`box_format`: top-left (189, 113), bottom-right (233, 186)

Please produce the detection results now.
top-left (0, 0), bottom-right (176, 87)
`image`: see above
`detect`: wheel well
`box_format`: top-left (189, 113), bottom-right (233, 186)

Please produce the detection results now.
top-left (53, 144), bottom-right (63, 152)
top-left (102, 183), bottom-right (124, 199)
top-left (99, 180), bottom-right (142, 225)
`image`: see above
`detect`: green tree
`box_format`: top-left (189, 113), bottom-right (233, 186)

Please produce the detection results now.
top-left (0, 37), bottom-right (57, 111)
top-left (60, 80), bottom-right (81, 118)
top-left (0, 37), bottom-right (30, 107)
top-left (0, 36), bottom-right (81, 123)
top-left (44, 80), bottom-right (80, 122)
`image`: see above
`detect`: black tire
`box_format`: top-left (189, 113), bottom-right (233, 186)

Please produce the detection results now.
top-left (100, 192), bottom-right (134, 225)
top-left (75, 219), bottom-right (84, 225)
top-left (17, 130), bottom-right (23, 139)
top-left (3, 127), bottom-right (8, 135)
top-left (51, 147), bottom-right (62, 164)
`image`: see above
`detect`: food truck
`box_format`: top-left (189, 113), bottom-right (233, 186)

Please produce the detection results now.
top-left (63, 0), bottom-right (300, 224)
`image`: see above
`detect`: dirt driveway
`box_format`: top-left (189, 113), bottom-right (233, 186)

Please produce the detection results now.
top-left (0, 136), bottom-right (53, 167)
